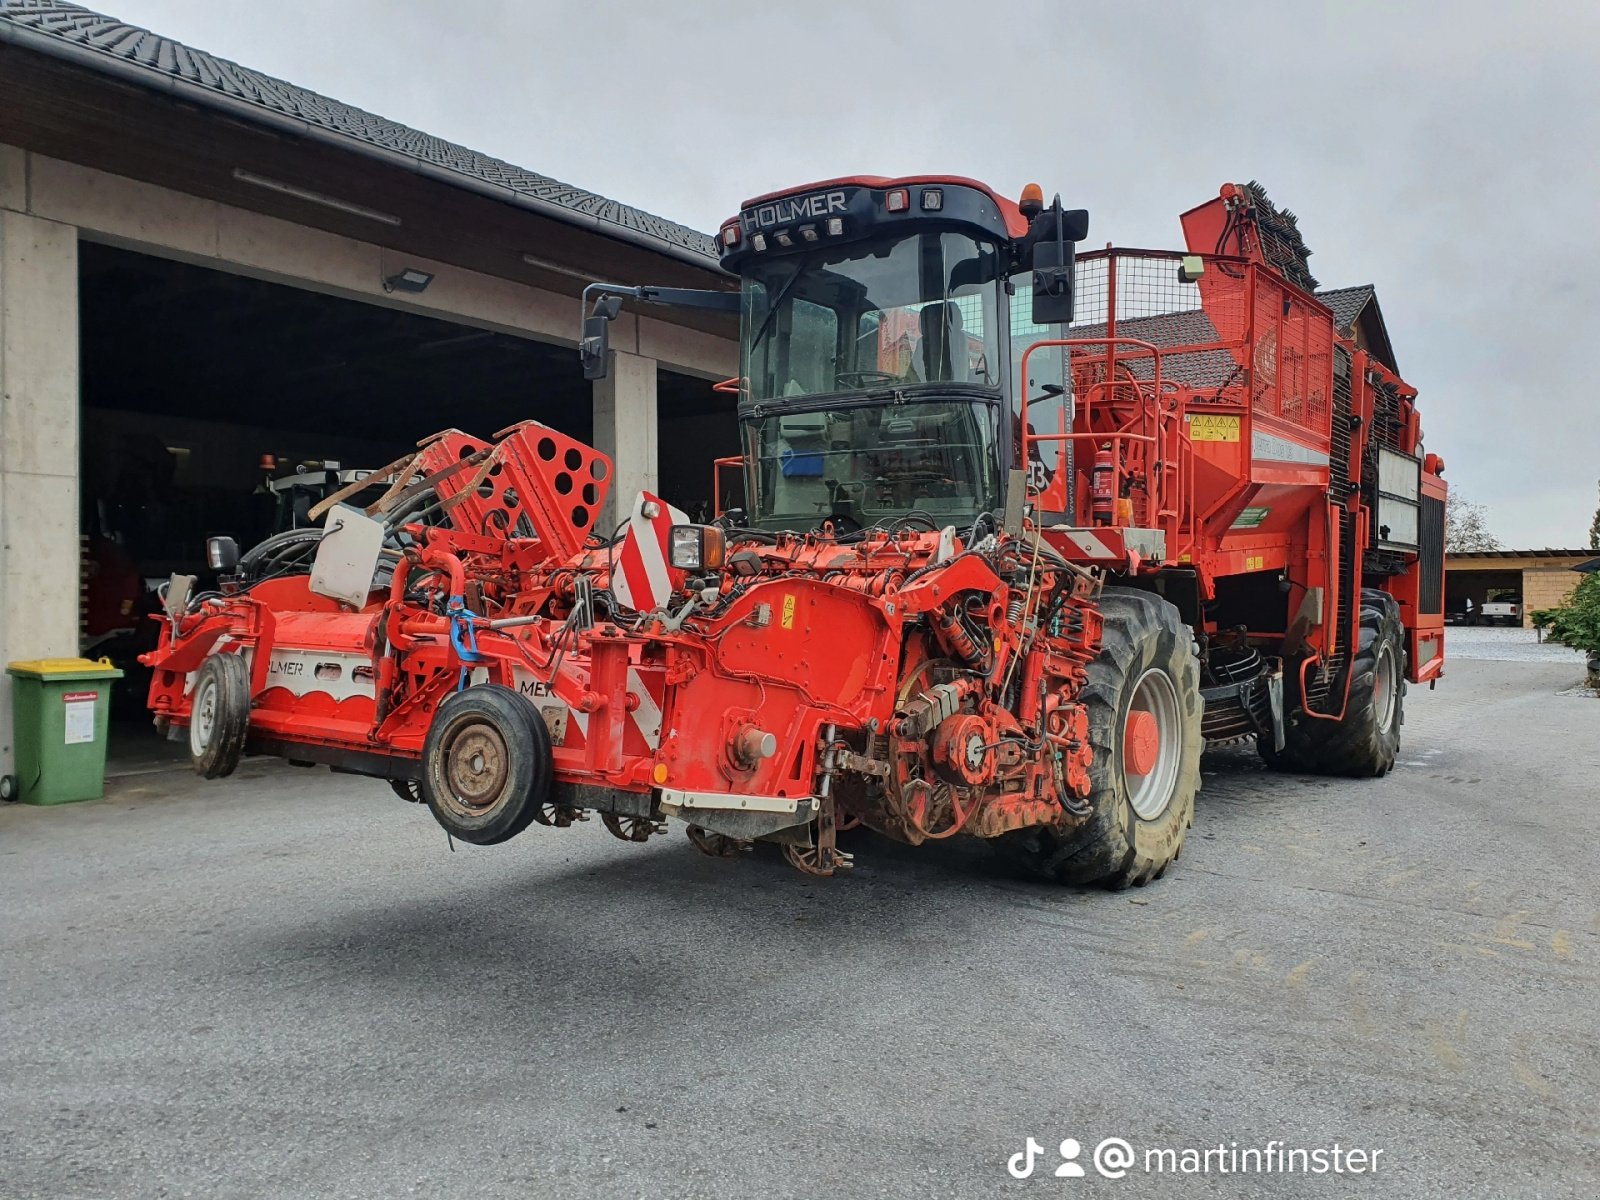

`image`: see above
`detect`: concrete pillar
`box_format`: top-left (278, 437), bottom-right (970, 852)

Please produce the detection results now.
top-left (0, 211), bottom-right (81, 773)
top-left (592, 350), bottom-right (658, 534)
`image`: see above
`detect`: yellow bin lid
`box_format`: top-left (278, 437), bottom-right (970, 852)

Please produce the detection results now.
top-left (6, 656), bottom-right (124, 680)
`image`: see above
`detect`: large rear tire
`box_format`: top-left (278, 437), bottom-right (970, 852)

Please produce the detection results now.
top-left (189, 653), bottom-right (251, 779)
top-left (997, 587), bottom-right (1202, 888)
top-left (1263, 588), bottom-right (1404, 777)
top-left (421, 685), bottom-right (552, 845)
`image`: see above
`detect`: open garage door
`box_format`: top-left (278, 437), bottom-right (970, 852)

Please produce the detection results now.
top-left (77, 242), bottom-right (595, 710)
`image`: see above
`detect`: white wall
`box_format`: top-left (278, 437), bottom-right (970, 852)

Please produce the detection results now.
top-left (0, 203), bottom-right (81, 771)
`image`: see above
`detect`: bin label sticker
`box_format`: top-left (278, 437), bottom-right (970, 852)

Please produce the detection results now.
top-left (63, 691), bottom-right (97, 745)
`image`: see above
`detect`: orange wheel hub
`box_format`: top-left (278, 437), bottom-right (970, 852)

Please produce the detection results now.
top-left (1124, 709), bottom-right (1160, 776)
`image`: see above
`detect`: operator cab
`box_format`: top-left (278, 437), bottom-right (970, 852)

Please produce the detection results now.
top-left (717, 178), bottom-right (1084, 534)
top-left (579, 176), bottom-right (1088, 536)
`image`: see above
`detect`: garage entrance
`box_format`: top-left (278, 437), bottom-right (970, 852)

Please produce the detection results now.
top-left (78, 243), bottom-right (591, 715)
top-left (79, 240), bottom-right (596, 575)
top-left (77, 242), bottom-right (730, 721)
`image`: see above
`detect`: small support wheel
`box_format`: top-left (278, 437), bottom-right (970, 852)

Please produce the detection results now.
top-left (420, 685), bottom-right (551, 845)
top-left (602, 812), bottom-right (662, 843)
top-left (531, 800), bottom-right (581, 828)
top-left (189, 653), bottom-right (251, 779)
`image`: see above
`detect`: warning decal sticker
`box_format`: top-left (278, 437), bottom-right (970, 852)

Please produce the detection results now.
top-left (1187, 414), bottom-right (1242, 442)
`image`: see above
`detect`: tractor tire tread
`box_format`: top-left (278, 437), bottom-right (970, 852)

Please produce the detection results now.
top-left (996, 587), bottom-right (1202, 889)
top-left (1263, 588), bottom-right (1404, 778)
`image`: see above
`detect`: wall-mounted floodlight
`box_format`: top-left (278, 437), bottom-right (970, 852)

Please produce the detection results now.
top-left (383, 267), bottom-right (434, 294)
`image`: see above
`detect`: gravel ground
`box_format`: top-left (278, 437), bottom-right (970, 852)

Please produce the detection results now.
top-left (2, 656), bottom-right (1596, 1199)
top-left (1444, 624), bottom-right (1587, 664)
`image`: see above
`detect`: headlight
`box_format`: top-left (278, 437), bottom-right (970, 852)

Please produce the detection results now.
top-left (668, 525), bottom-right (725, 571)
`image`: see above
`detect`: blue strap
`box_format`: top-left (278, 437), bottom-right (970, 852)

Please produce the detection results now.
top-left (447, 595), bottom-right (484, 668)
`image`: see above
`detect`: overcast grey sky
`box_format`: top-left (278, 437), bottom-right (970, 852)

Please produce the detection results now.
top-left (106, 0), bottom-right (1600, 547)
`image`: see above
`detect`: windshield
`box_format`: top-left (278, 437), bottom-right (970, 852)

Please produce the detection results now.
top-left (741, 399), bottom-right (1001, 533)
top-left (741, 231), bottom-right (1002, 404)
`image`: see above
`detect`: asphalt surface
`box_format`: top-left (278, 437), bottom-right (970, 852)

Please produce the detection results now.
top-left (2, 641), bottom-right (1596, 1199)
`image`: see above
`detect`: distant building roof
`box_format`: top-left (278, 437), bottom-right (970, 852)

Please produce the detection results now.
top-left (1446, 549), bottom-right (1598, 560)
top-left (1317, 284), bottom-right (1375, 332)
top-left (1068, 309), bottom-right (1240, 391)
top-left (1315, 282), bottom-right (1399, 375)
top-left (0, 0), bottom-right (719, 265)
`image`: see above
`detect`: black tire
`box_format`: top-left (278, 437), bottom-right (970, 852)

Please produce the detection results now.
top-left (420, 685), bottom-right (551, 846)
top-left (997, 587), bottom-right (1203, 888)
top-left (1263, 588), bottom-right (1404, 777)
top-left (189, 653), bottom-right (251, 778)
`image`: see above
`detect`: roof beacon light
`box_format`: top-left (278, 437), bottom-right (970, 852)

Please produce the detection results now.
top-left (921, 188), bottom-right (943, 211)
top-left (885, 188), bottom-right (910, 213)
top-left (1019, 182), bottom-right (1045, 218)
top-left (827, 217), bottom-right (844, 236)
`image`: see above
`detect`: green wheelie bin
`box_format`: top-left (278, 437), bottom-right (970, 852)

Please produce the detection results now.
top-left (5, 657), bottom-right (125, 805)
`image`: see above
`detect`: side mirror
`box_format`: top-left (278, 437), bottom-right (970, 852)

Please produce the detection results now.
top-left (580, 296), bottom-right (623, 381)
top-left (1031, 238), bottom-right (1077, 326)
top-left (1057, 208), bottom-right (1090, 242)
top-left (205, 535), bottom-right (240, 573)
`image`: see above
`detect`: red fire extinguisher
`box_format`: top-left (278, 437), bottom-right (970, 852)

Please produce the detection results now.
top-left (1090, 444), bottom-right (1116, 527)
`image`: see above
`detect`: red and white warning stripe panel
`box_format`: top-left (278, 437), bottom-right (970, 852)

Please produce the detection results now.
top-left (612, 491), bottom-right (688, 613)
top-left (1042, 527), bottom-right (1125, 560)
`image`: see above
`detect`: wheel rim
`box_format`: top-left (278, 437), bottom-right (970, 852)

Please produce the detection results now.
top-left (189, 676), bottom-right (218, 757)
top-left (1123, 667), bottom-right (1182, 821)
top-left (1373, 643), bottom-right (1399, 732)
top-left (436, 719), bottom-right (510, 821)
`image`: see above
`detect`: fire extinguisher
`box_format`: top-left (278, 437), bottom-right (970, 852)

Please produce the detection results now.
top-left (1090, 444), bottom-right (1116, 527)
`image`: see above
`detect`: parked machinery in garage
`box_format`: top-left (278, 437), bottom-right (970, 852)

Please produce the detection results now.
top-left (143, 179), bottom-right (1446, 886)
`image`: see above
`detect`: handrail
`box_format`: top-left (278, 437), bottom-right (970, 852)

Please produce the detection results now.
top-left (712, 455), bottom-right (745, 517)
top-left (1019, 336), bottom-right (1180, 549)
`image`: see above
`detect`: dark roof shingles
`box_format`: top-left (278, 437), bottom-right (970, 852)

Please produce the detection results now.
top-left (0, 0), bottom-right (718, 260)
top-left (1316, 284), bottom-right (1374, 332)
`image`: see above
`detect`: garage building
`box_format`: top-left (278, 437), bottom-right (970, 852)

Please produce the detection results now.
top-left (1444, 550), bottom-right (1596, 626)
top-left (0, 2), bottom-right (740, 765)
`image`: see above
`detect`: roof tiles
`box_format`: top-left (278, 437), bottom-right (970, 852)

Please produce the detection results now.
top-left (0, 0), bottom-right (719, 261)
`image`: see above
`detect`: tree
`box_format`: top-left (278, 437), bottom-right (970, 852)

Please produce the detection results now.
top-left (1531, 571), bottom-right (1600, 690)
top-left (1445, 492), bottom-right (1501, 553)
top-left (1589, 479), bottom-right (1599, 550)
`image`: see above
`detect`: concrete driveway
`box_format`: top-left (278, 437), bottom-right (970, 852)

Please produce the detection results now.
top-left (2, 644), bottom-right (1595, 1198)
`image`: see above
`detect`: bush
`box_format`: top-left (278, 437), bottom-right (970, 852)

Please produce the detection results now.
top-left (1535, 572), bottom-right (1600, 687)
top-left (1538, 573), bottom-right (1600, 653)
